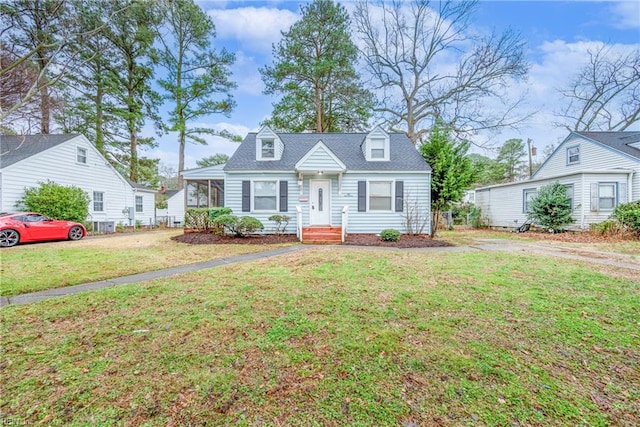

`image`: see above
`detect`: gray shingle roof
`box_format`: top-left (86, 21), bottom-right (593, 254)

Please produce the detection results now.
top-left (1, 134), bottom-right (81, 168)
top-left (224, 132), bottom-right (431, 172)
top-left (575, 131), bottom-right (640, 160)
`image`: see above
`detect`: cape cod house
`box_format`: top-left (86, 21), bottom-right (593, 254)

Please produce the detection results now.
top-left (0, 134), bottom-right (156, 231)
top-left (474, 131), bottom-right (640, 230)
top-left (182, 127), bottom-right (432, 242)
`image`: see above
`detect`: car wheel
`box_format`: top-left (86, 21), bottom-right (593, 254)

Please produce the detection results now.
top-left (68, 226), bottom-right (84, 241)
top-left (0, 229), bottom-right (20, 247)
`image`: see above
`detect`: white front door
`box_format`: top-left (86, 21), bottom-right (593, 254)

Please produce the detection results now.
top-left (309, 179), bottom-right (331, 225)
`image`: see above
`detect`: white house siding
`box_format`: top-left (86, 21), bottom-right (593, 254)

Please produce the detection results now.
top-left (297, 146), bottom-right (343, 171)
top-left (535, 134), bottom-right (640, 201)
top-left (475, 172), bottom-right (631, 230)
top-left (337, 172), bottom-right (431, 234)
top-left (224, 172), bottom-right (300, 234)
top-left (0, 135), bottom-right (136, 226)
top-left (156, 189), bottom-right (185, 225)
top-left (133, 189), bottom-right (156, 227)
top-left (224, 171), bottom-right (431, 235)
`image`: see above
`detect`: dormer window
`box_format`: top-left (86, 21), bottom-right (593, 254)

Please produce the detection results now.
top-left (371, 138), bottom-right (386, 159)
top-left (363, 127), bottom-right (390, 161)
top-left (261, 139), bottom-right (275, 159)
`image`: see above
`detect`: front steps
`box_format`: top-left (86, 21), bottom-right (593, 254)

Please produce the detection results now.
top-left (302, 226), bottom-right (342, 244)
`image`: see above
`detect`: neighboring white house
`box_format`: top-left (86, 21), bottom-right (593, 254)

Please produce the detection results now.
top-left (475, 131), bottom-right (640, 230)
top-left (181, 126), bottom-right (432, 242)
top-left (0, 134), bottom-right (156, 231)
top-left (155, 188), bottom-right (185, 226)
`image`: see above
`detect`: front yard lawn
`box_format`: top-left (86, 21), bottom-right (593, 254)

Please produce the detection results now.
top-left (0, 230), bottom-right (297, 297)
top-left (2, 248), bottom-right (638, 425)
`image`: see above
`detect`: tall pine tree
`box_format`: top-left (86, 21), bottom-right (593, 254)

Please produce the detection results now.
top-left (156, 0), bottom-right (236, 188)
top-left (260, 0), bottom-right (373, 133)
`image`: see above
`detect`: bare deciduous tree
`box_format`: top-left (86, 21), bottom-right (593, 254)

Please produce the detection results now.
top-left (557, 45), bottom-right (640, 131)
top-left (353, 0), bottom-right (529, 145)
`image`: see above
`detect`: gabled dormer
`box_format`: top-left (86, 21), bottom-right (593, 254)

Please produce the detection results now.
top-left (362, 126), bottom-right (390, 161)
top-left (256, 126), bottom-right (284, 161)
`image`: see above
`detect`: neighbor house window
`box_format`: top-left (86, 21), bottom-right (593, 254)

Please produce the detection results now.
top-left (93, 191), bottom-right (104, 212)
top-left (370, 138), bottom-right (386, 159)
top-left (261, 139), bottom-right (275, 159)
top-left (564, 184), bottom-right (574, 210)
top-left (567, 145), bottom-right (579, 165)
top-left (369, 181), bottom-right (392, 211)
top-left (254, 181), bottom-right (277, 211)
top-left (135, 195), bottom-right (143, 212)
top-left (598, 183), bottom-right (616, 210)
top-left (523, 188), bottom-right (537, 213)
top-left (77, 147), bottom-right (87, 164)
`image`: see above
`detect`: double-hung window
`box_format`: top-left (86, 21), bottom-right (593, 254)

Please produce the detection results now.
top-left (261, 139), bottom-right (275, 159)
top-left (77, 147), bottom-right (87, 164)
top-left (135, 196), bottom-right (143, 212)
top-left (254, 181), bottom-right (277, 211)
top-left (370, 138), bottom-right (386, 159)
top-left (598, 183), bottom-right (616, 210)
top-left (369, 181), bottom-right (392, 211)
top-left (567, 145), bottom-right (580, 165)
top-left (523, 188), bottom-right (537, 213)
top-left (93, 191), bottom-right (104, 212)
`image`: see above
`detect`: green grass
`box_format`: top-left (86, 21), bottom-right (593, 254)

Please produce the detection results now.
top-left (0, 230), bottom-right (297, 297)
top-left (2, 248), bottom-right (638, 425)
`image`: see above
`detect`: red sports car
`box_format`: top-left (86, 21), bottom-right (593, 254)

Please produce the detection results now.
top-left (0, 212), bottom-right (87, 247)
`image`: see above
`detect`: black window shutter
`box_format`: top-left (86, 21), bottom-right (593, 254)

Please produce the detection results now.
top-left (395, 181), bottom-right (404, 212)
top-left (242, 181), bottom-right (251, 212)
top-left (358, 181), bottom-right (366, 212)
top-left (279, 181), bottom-right (288, 212)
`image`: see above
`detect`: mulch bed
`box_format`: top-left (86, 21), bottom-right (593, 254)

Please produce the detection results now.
top-left (172, 232), bottom-right (454, 248)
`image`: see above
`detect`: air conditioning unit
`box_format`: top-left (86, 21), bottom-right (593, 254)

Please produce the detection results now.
top-left (93, 221), bottom-right (115, 233)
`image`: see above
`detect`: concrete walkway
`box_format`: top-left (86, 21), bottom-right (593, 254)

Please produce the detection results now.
top-left (1, 245), bottom-right (308, 307)
top-left (3, 238), bottom-right (638, 307)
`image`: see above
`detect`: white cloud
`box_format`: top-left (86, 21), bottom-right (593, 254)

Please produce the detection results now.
top-left (232, 51), bottom-right (264, 96)
top-left (609, 1), bottom-right (640, 29)
top-left (208, 7), bottom-right (299, 53)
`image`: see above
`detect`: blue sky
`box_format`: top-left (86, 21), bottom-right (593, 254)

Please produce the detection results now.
top-left (146, 1), bottom-right (640, 170)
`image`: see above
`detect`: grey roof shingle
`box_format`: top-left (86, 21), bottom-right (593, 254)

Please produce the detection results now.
top-left (224, 132), bottom-right (431, 172)
top-left (1, 134), bottom-right (81, 168)
top-left (575, 131), bottom-right (640, 160)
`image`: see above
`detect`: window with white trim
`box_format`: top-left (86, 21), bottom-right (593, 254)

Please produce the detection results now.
top-left (261, 139), bottom-right (275, 159)
top-left (135, 195), bottom-right (143, 212)
top-left (598, 183), bottom-right (616, 210)
top-left (566, 145), bottom-right (579, 165)
top-left (77, 147), bottom-right (87, 164)
top-left (369, 181), bottom-right (392, 211)
top-left (523, 188), bottom-right (537, 213)
top-left (93, 191), bottom-right (104, 212)
top-left (254, 180), bottom-right (277, 211)
top-left (370, 137), bottom-right (386, 159)
top-left (564, 184), bottom-right (574, 210)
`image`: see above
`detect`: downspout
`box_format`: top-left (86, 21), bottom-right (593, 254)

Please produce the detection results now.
top-left (628, 170), bottom-right (634, 203)
top-left (580, 174), bottom-right (586, 229)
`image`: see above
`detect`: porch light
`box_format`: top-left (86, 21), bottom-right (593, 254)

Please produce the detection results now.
top-left (318, 170), bottom-right (323, 175)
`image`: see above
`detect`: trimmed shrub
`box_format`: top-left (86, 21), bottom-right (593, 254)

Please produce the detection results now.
top-left (527, 182), bottom-right (574, 232)
top-left (209, 207), bottom-right (233, 221)
top-left (269, 214), bottom-right (291, 234)
top-left (18, 180), bottom-right (89, 222)
top-left (380, 229), bottom-right (401, 242)
top-left (612, 200), bottom-right (640, 236)
top-left (213, 214), bottom-right (264, 237)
